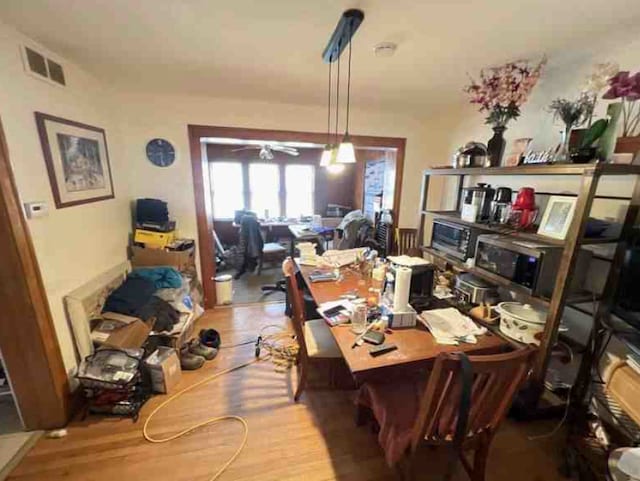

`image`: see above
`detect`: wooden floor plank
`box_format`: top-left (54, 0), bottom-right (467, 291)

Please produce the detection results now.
top-left (8, 303), bottom-right (566, 481)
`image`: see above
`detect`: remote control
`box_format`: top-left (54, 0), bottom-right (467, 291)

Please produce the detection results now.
top-left (369, 343), bottom-right (398, 357)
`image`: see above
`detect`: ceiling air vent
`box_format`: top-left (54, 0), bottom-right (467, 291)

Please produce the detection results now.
top-left (21, 45), bottom-right (66, 86)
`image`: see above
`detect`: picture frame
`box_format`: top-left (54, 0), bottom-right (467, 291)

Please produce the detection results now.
top-left (537, 195), bottom-right (577, 240)
top-left (504, 137), bottom-right (532, 167)
top-left (35, 112), bottom-right (114, 208)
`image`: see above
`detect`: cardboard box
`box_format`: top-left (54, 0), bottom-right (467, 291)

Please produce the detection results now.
top-left (91, 312), bottom-right (152, 350)
top-left (130, 245), bottom-right (195, 271)
top-left (145, 347), bottom-right (182, 394)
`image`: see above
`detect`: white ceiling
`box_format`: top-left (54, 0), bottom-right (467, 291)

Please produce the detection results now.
top-left (2, 0), bottom-right (640, 114)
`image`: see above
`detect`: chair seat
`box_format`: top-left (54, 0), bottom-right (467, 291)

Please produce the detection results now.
top-left (303, 318), bottom-right (342, 358)
top-left (263, 242), bottom-right (287, 254)
top-left (357, 379), bottom-right (427, 466)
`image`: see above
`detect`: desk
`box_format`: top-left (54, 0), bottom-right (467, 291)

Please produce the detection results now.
top-left (296, 262), bottom-right (510, 382)
top-left (288, 224), bottom-right (334, 256)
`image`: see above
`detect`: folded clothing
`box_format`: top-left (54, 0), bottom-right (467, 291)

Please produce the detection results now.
top-left (102, 276), bottom-right (180, 333)
top-left (103, 277), bottom-right (156, 316)
top-left (137, 296), bottom-right (180, 332)
top-left (129, 267), bottom-right (182, 290)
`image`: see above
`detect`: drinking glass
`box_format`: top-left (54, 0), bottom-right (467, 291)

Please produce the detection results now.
top-left (351, 304), bottom-right (368, 334)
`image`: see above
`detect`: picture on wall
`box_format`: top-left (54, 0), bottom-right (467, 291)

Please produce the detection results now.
top-left (35, 112), bottom-right (114, 208)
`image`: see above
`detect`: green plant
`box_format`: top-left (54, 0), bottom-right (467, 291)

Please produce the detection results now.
top-left (580, 118), bottom-right (609, 148)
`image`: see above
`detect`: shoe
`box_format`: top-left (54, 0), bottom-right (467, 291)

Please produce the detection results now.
top-left (179, 347), bottom-right (205, 370)
top-left (187, 339), bottom-right (218, 361)
top-left (200, 329), bottom-right (221, 349)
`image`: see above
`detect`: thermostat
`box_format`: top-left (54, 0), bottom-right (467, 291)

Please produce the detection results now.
top-left (24, 201), bottom-right (48, 219)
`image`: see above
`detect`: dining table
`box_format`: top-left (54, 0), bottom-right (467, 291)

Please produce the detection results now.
top-left (295, 260), bottom-right (512, 383)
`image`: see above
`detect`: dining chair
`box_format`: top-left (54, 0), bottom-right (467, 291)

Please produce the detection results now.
top-left (282, 257), bottom-right (342, 401)
top-left (356, 346), bottom-right (536, 481)
top-left (395, 227), bottom-right (419, 256)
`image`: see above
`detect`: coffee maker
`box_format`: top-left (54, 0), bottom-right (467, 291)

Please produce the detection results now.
top-left (461, 183), bottom-right (495, 223)
top-left (490, 187), bottom-right (512, 224)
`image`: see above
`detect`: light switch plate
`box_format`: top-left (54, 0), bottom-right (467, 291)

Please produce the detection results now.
top-left (24, 201), bottom-right (48, 218)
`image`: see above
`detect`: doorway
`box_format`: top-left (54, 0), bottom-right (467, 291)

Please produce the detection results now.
top-left (188, 125), bottom-right (406, 308)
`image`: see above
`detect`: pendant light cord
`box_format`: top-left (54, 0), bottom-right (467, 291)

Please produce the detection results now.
top-left (345, 21), bottom-right (352, 136)
top-left (335, 52), bottom-right (340, 144)
top-left (327, 60), bottom-right (332, 145)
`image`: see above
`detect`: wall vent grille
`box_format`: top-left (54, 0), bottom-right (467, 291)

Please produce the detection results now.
top-left (21, 46), bottom-right (66, 86)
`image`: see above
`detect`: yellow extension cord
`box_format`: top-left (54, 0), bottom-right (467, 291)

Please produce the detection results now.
top-left (142, 327), bottom-right (299, 481)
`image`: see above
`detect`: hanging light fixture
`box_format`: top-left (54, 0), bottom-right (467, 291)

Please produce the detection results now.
top-left (321, 9), bottom-right (363, 169)
top-left (336, 18), bottom-right (356, 164)
top-left (327, 53), bottom-right (344, 174)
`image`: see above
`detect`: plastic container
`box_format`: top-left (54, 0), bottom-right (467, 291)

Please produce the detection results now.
top-left (215, 274), bottom-right (233, 305)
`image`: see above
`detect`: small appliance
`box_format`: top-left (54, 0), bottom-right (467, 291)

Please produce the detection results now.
top-left (454, 273), bottom-right (499, 305)
top-left (431, 219), bottom-right (490, 261)
top-left (508, 187), bottom-right (538, 229)
top-left (490, 187), bottom-right (512, 224)
top-left (461, 183), bottom-right (495, 222)
top-left (474, 234), bottom-right (591, 298)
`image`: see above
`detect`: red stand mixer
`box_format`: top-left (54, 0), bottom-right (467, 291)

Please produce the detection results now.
top-left (509, 187), bottom-right (538, 230)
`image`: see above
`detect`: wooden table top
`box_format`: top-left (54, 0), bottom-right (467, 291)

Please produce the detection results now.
top-left (296, 261), bottom-right (511, 378)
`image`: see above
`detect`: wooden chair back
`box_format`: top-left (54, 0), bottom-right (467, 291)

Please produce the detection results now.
top-left (395, 228), bottom-right (418, 256)
top-left (282, 257), bottom-right (308, 359)
top-left (410, 346), bottom-right (536, 452)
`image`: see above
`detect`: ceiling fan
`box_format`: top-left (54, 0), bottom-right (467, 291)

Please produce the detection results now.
top-left (231, 144), bottom-right (299, 160)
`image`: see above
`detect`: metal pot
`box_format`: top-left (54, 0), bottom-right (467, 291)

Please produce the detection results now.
top-left (496, 302), bottom-right (547, 345)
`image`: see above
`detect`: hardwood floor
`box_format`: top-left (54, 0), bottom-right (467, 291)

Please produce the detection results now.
top-left (8, 304), bottom-right (567, 481)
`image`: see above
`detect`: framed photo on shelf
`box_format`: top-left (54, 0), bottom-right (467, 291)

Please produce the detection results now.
top-left (35, 112), bottom-right (114, 209)
top-left (537, 196), bottom-right (577, 240)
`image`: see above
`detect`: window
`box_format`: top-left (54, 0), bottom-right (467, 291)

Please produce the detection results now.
top-left (209, 160), bottom-right (316, 219)
top-left (249, 163), bottom-right (280, 218)
top-left (209, 162), bottom-right (243, 219)
top-left (285, 164), bottom-right (314, 217)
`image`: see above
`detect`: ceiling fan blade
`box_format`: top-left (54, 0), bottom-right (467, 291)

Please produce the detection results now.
top-left (231, 146), bottom-right (259, 152)
top-left (271, 146), bottom-right (300, 156)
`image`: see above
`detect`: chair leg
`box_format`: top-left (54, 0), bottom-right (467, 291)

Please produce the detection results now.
top-left (471, 443), bottom-right (490, 481)
top-left (294, 362), bottom-right (308, 402)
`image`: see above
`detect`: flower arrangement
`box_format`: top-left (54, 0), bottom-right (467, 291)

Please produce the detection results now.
top-left (548, 94), bottom-right (594, 131)
top-left (465, 58), bottom-right (546, 128)
top-left (603, 71), bottom-right (640, 136)
top-left (581, 62), bottom-right (619, 126)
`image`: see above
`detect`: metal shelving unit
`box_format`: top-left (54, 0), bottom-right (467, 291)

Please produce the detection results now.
top-left (417, 163), bottom-right (640, 410)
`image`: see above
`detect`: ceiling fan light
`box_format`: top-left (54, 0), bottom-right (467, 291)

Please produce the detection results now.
top-left (337, 136), bottom-right (356, 163)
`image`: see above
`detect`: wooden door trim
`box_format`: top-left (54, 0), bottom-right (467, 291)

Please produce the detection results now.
top-left (188, 124), bottom-right (406, 309)
top-left (0, 117), bottom-right (71, 429)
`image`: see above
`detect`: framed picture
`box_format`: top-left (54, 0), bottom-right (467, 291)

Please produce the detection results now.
top-left (35, 112), bottom-right (114, 208)
top-left (537, 196), bottom-right (577, 240)
top-left (504, 137), bottom-right (532, 166)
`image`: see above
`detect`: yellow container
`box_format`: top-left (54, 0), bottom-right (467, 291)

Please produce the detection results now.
top-left (134, 229), bottom-right (176, 249)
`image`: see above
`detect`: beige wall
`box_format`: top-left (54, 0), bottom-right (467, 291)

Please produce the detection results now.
top-left (0, 21), bottom-right (130, 375)
top-left (113, 91), bottom-right (455, 237)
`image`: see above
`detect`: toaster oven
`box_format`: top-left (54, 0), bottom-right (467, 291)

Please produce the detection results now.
top-left (431, 218), bottom-right (489, 261)
top-left (474, 234), bottom-right (591, 298)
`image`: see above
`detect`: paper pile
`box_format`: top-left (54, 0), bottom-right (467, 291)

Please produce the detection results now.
top-left (418, 308), bottom-right (487, 345)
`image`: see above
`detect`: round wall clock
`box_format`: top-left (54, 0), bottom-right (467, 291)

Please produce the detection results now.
top-left (146, 138), bottom-right (176, 167)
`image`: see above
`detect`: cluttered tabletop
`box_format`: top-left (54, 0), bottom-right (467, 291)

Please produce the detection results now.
top-left (295, 250), bottom-right (512, 379)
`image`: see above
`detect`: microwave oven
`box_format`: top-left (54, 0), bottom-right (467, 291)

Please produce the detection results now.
top-left (431, 219), bottom-right (489, 261)
top-left (474, 234), bottom-right (591, 298)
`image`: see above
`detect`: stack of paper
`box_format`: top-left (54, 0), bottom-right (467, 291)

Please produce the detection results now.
top-left (418, 308), bottom-right (487, 345)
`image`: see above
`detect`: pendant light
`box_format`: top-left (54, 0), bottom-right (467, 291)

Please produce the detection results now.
top-left (336, 19), bottom-right (356, 164)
